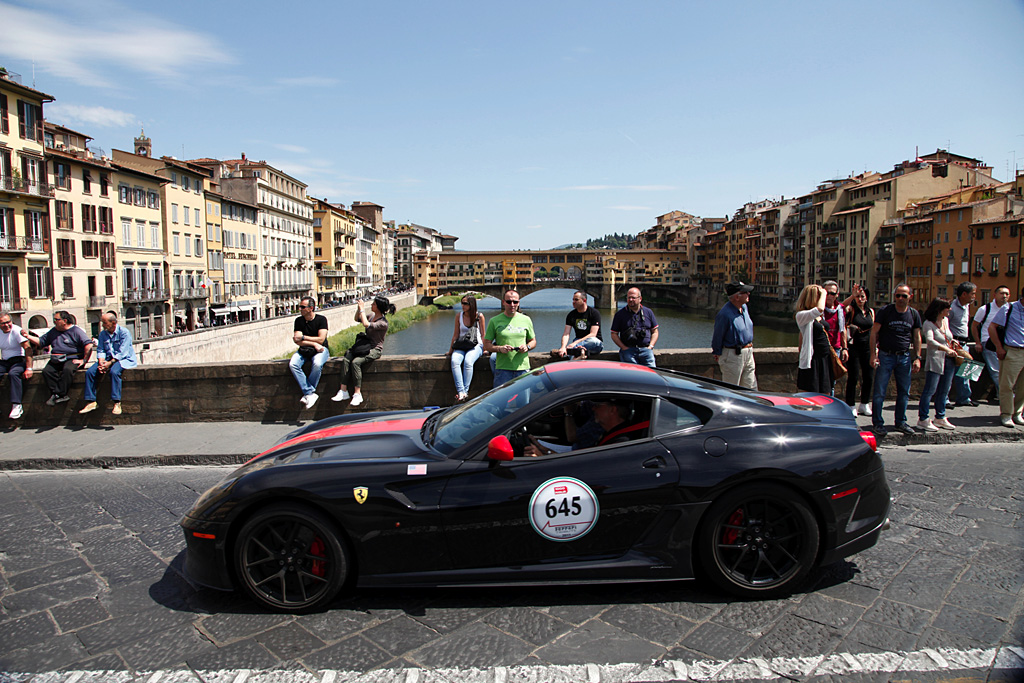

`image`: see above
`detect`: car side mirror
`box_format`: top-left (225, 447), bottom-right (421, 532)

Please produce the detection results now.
top-left (486, 435), bottom-right (514, 461)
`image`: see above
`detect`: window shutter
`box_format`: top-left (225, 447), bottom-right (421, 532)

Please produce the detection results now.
top-left (0, 94), bottom-right (8, 135)
top-left (17, 100), bottom-right (26, 138)
top-left (33, 104), bottom-right (43, 142)
top-left (42, 211), bottom-right (50, 251)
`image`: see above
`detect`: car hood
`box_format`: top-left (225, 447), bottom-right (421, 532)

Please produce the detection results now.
top-left (250, 413), bottom-right (431, 465)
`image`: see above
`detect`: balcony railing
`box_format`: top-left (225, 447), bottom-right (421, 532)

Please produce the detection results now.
top-left (173, 287), bottom-right (209, 299)
top-left (123, 287), bottom-right (169, 303)
top-left (271, 282), bottom-right (313, 293)
top-left (0, 297), bottom-right (27, 312)
top-left (0, 235), bottom-right (46, 252)
top-left (88, 295), bottom-right (109, 308)
top-left (1, 175), bottom-right (56, 198)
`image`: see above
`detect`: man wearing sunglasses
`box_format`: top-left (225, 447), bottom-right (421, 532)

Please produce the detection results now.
top-left (289, 297), bottom-right (329, 409)
top-left (868, 284), bottom-right (923, 436)
top-left (484, 289), bottom-right (535, 387)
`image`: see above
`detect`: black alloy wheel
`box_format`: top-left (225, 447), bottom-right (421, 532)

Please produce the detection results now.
top-left (699, 483), bottom-right (819, 598)
top-left (234, 503), bottom-right (350, 612)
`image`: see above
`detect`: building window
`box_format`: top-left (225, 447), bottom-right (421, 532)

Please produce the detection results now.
top-left (82, 169), bottom-right (92, 193)
top-left (28, 266), bottom-right (51, 298)
top-left (137, 221), bottom-right (146, 248)
top-left (100, 242), bottom-right (115, 269)
top-left (185, 234), bottom-right (192, 256)
top-left (17, 100), bottom-right (43, 141)
top-left (133, 188), bottom-right (145, 206)
top-left (976, 227), bottom-right (984, 240)
top-left (55, 201), bottom-right (74, 230)
top-left (122, 220), bottom-right (132, 247)
top-left (975, 255), bottom-right (984, 273)
top-left (119, 184), bottom-right (130, 203)
top-left (148, 191), bottom-right (159, 209)
top-left (171, 204), bottom-right (179, 223)
top-left (98, 207), bottom-right (113, 234)
top-left (57, 239), bottom-right (76, 268)
top-left (62, 276), bottom-right (74, 298)
top-left (54, 162), bottom-right (71, 189)
top-left (82, 240), bottom-right (98, 258)
top-left (150, 223), bottom-right (159, 248)
top-left (184, 206), bottom-right (190, 225)
top-left (195, 236), bottom-right (203, 256)
top-left (993, 225), bottom-right (1001, 238)
top-left (194, 208), bottom-right (200, 226)
top-left (1009, 254), bottom-right (1018, 274)
top-left (173, 232), bottom-right (180, 256)
top-left (100, 172), bottom-right (110, 196)
top-left (81, 204), bottom-right (96, 232)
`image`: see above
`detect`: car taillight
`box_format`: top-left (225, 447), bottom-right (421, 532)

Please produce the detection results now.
top-left (859, 430), bottom-right (877, 452)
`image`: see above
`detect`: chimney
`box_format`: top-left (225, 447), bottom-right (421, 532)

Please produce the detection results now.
top-left (241, 153), bottom-right (246, 162)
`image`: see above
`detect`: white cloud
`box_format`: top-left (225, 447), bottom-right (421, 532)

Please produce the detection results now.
top-left (526, 224), bottom-right (542, 230)
top-left (0, 2), bottom-right (235, 88)
top-left (561, 184), bottom-right (676, 191)
top-left (608, 205), bottom-right (653, 211)
top-left (46, 103), bottom-right (138, 129)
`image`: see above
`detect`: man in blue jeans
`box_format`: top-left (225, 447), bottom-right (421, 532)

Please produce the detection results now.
top-left (289, 296), bottom-right (329, 409)
top-left (80, 311), bottom-right (138, 416)
top-left (869, 284), bottom-right (922, 436)
top-left (611, 287), bottom-right (659, 367)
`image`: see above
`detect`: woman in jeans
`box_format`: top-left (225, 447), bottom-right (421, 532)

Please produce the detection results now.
top-left (446, 295), bottom-right (486, 402)
top-left (917, 297), bottom-right (959, 432)
top-left (332, 296), bottom-right (396, 407)
top-left (845, 285), bottom-right (875, 415)
top-left (795, 284), bottom-right (832, 394)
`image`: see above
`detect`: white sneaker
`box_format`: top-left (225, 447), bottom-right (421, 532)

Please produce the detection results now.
top-left (10, 404), bottom-right (23, 419)
top-left (304, 393), bottom-right (319, 409)
top-left (332, 389), bottom-right (350, 402)
top-left (1000, 416), bottom-right (1016, 428)
top-left (933, 417), bottom-right (955, 430)
top-left (1014, 413), bottom-right (1024, 426)
top-left (349, 393), bottom-right (364, 407)
top-left (851, 408), bottom-right (858, 418)
top-left (857, 403), bottom-right (873, 416)
top-left (917, 418), bottom-right (938, 432)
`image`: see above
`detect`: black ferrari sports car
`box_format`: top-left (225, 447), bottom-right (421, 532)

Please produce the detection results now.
top-left (181, 361), bottom-right (890, 612)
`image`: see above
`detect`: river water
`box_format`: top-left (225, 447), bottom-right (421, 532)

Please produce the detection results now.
top-left (384, 289), bottom-right (799, 356)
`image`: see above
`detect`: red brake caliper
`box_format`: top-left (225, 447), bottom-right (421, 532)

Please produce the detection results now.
top-left (723, 509), bottom-right (744, 545)
top-left (310, 537), bottom-right (326, 577)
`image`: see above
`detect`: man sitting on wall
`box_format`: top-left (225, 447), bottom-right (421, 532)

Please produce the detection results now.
top-left (80, 311), bottom-right (137, 416)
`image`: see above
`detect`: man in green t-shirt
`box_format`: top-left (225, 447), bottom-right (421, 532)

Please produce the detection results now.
top-left (484, 289), bottom-right (536, 387)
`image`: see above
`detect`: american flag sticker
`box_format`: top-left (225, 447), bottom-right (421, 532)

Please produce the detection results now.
top-left (407, 464), bottom-right (427, 476)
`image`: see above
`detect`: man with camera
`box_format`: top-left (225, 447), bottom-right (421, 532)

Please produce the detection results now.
top-left (611, 287), bottom-right (659, 367)
top-left (711, 281), bottom-right (758, 389)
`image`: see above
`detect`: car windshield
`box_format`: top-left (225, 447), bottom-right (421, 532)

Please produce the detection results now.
top-left (431, 370), bottom-right (555, 456)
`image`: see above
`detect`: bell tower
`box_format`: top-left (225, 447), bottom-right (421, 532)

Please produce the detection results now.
top-left (134, 128), bottom-right (152, 157)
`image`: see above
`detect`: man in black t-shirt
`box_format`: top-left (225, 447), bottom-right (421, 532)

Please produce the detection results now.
top-left (290, 297), bottom-right (329, 409)
top-left (554, 291), bottom-right (603, 360)
top-left (868, 284), bottom-right (922, 436)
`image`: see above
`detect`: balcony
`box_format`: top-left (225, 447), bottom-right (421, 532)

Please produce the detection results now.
top-left (271, 282), bottom-right (313, 293)
top-left (1, 175), bottom-right (56, 198)
top-left (1, 296), bottom-right (27, 312)
top-left (123, 287), bottom-right (169, 303)
top-left (0, 235), bottom-right (46, 252)
top-left (820, 253), bottom-right (839, 264)
top-left (174, 287), bottom-right (209, 300)
top-left (88, 295), bottom-right (109, 308)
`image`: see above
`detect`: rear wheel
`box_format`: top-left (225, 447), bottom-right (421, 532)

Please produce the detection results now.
top-left (698, 483), bottom-right (819, 598)
top-left (234, 503), bottom-right (350, 612)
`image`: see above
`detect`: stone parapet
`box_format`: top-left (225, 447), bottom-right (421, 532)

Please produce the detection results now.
top-left (3, 348), bottom-right (933, 428)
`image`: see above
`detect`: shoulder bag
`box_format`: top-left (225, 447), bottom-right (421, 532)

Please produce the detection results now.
top-left (985, 303), bottom-right (1013, 352)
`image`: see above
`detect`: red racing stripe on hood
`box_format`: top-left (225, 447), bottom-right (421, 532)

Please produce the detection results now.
top-left (757, 395), bottom-right (834, 406)
top-left (250, 416), bottom-right (428, 462)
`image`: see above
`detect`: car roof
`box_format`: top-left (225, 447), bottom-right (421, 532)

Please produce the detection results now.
top-left (542, 360), bottom-right (671, 390)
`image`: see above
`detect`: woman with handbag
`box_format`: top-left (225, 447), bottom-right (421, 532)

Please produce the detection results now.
top-left (332, 296), bottom-right (396, 407)
top-left (845, 284), bottom-right (876, 415)
top-left (917, 297), bottom-right (960, 432)
top-left (795, 284), bottom-right (832, 394)
top-left (446, 295), bottom-right (486, 402)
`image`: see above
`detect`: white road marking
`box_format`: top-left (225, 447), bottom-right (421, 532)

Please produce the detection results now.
top-left (7, 647), bottom-right (1022, 683)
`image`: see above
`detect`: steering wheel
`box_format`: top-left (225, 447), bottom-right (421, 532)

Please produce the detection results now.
top-left (508, 426), bottom-right (529, 458)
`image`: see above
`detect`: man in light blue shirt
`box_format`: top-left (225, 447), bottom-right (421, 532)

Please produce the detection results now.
top-left (711, 282), bottom-right (757, 389)
top-left (80, 311), bottom-right (138, 416)
top-left (988, 287), bottom-right (1024, 428)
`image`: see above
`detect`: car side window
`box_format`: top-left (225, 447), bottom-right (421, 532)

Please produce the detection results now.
top-left (653, 398), bottom-right (707, 435)
top-left (515, 396), bottom-right (652, 458)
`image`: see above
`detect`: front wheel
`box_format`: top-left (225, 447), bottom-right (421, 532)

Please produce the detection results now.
top-left (698, 483), bottom-right (819, 598)
top-left (233, 503), bottom-right (351, 612)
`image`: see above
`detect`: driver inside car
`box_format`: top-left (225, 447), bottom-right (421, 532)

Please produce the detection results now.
top-left (523, 398), bottom-right (647, 456)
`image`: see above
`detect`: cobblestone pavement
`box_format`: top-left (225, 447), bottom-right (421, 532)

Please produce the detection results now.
top-left (0, 444), bottom-right (1021, 682)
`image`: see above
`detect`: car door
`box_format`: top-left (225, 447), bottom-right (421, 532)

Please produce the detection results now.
top-left (437, 415), bottom-right (680, 571)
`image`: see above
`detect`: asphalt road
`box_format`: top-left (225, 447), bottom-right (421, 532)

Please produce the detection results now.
top-left (1, 443), bottom-right (1022, 683)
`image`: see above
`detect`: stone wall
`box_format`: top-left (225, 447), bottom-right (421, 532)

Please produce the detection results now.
top-left (4, 347), bottom-right (937, 428)
top-left (135, 291), bottom-right (418, 364)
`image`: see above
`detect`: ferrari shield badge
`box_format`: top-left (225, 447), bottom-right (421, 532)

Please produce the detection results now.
top-left (529, 477), bottom-right (599, 542)
top-left (353, 487), bottom-right (368, 504)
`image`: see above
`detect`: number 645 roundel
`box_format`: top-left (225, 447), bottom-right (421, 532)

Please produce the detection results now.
top-left (528, 477), bottom-right (600, 542)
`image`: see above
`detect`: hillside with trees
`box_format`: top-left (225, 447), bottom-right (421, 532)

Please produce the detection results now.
top-left (559, 233), bottom-right (633, 249)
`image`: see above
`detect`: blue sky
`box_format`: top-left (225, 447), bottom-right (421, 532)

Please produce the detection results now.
top-left (3, 0), bottom-right (1023, 251)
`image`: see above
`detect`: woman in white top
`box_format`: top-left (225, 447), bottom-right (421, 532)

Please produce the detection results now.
top-left (446, 295), bottom-right (486, 402)
top-left (917, 297), bottom-right (961, 431)
top-left (795, 284), bottom-right (831, 394)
